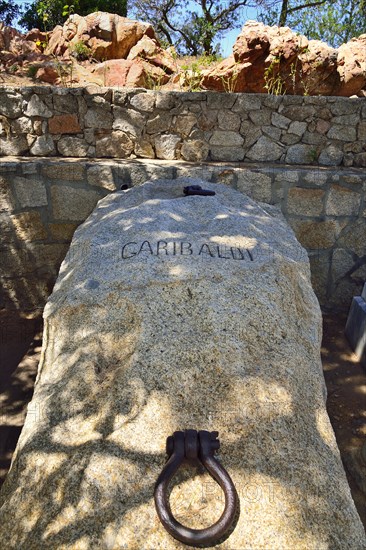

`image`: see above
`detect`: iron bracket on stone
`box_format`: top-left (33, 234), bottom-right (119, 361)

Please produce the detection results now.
top-left (154, 430), bottom-right (239, 547)
top-left (183, 185), bottom-right (216, 196)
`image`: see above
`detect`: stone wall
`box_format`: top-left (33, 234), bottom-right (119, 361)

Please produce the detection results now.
top-left (1, 87), bottom-right (366, 167)
top-left (1, 157), bottom-right (365, 312)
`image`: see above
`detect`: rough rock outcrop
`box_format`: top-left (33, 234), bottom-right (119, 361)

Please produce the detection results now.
top-left (92, 58), bottom-right (169, 87)
top-left (2, 15), bottom-right (366, 95)
top-left (0, 178), bottom-right (365, 549)
top-left (44, 12), bottom-right (156, 60)
top-left (0, 22), bottom-right (46, 71)
top-left (127, 35), bottom-right (177, 73)
top-left (201, 20), bottom-right (366, 96)
top-left (0, 21), bottom-right (20, 51)
top-left (337, 34), bottom-right (366, 96)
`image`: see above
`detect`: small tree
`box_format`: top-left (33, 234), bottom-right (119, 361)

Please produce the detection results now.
top-left (129, 0), bottom-right (255, 55)
top-left (0, 0), bottom-right (20, 26)
top-left (258, 0), bottom-right (366, 46)
top-left (19, 0), bottom-right (128, 31)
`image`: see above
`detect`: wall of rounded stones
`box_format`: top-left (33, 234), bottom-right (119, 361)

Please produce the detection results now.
top-left (0, 157), bottom-right (365, 312)
top-left (0, 87), bottom-right (366, 167)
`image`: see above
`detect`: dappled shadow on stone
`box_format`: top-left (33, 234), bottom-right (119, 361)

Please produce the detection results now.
top-left (0, 311), bottom-right (42, 487)
top-left (0, 181), bottom-right (364, 549)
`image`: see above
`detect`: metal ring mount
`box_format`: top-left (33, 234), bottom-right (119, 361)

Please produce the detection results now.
top-left (154, 430), bottom-right (239, 547)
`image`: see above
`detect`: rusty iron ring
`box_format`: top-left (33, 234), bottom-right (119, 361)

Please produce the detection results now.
top-left (154, 430), bottom-right (239, 547)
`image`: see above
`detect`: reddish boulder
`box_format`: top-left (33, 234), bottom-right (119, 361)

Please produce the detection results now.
top-left (44, 25), bottom-right (69, 57)
top-left (200, 56), bottom-right (249, 92)
top-left (337, 34), bottom-right (366, 96)
top-left (45, 13), bottom-right (156, 61)
top-left (92, 59), bottom-right (134, 86)
top-left (25, 28), bottom-right (47, 41)
top-left (36, 65), bottom-right (61, 84)
top-left (0, 22), bottom-right (20, 51)
top-left (203, 21), bottom-right (340, 95)
top-left (127, 60), bottom-right (169, 87)
top-left (288, 40), bottom-right (339, 95)
top-left (127, 35), bottom-right (176, 73)
top-left (24, 28), bottom-right (49, 48)
top-left (9, 36), bottom-right (40, 56)
top-left (92, 58), bottom-right (169, 88)
top-left (232, 22), bottom-right (270, 63)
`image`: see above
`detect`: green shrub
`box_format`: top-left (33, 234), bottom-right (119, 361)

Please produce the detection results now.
top-left (69, 41), bottom-right (91, 61)
top-left (27, 64), bottom-right (40, 78)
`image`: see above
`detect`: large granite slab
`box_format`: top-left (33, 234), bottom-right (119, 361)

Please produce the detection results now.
top-left (0, 178), bottom-right (365, 549)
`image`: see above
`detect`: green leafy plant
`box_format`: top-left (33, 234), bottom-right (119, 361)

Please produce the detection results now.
top-left (264, 56), bottom-right (286, 95)
top-left (309, 148), bottom-right (319, 163)
top-left (69, 41), bottom-right (92, 61)
top-left (180, 61), bottom-right (202, 91)
top-left (62, 3), bottom-right (74, 17)
top-left (145, 73), bottom-right (166, 91)
top-left (289, 36), bottom-right (311, 96)
top-left (8, 63), bottom-right (19, 74)
top-left (220, 62), bottom-right (240, 93)
top-left (27, 64), bottom-right (41, 78)
top-left (196, 53), bottom-right (221, 67)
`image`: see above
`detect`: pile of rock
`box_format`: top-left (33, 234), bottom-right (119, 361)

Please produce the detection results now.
top-left (201, 21), bottom-right (366, 97)
top-left (1, 15), bottom-right (366, 95)
top-left (0, 13), bottom-right (177, 88)
top-left (0, 21), bottom-right (47, 72)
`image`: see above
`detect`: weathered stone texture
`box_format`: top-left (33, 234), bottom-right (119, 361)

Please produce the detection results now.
top-left (0, 135), bottom-right (29, 156)
top-left (0, 179), bottom-right (364, 549)
top-left (287, 188), bottom-right (325, 216)
top-left (30, 135), bottom-right (55, 156)
top-left (42, 163), bottom-right (85, 181)
top-left (0, 92), bottom-right (23, 118)
top-left (57, 136), bottom-right (89, 157)
top-left (134, 139), bottom-right (155, 158)
top-left (155, 134), bottom-right (181, 159)
top-left (13, 176), bottom-right (47, 207)
top-left (48, 222), bottom-right (79, 241)
top-left (0, 90), bottom-right (365, 167)
top-left (0, 158), bottom-right (365, 312)
top-left (285, 144), bottom-right (314, 164)
top-left (95, 131), bottom-right (134, 158)
top-left (246, 136), bottom-right (283, 161)
top-left (84, 106), bottom-right (113, 129)
top-left (87, 165), bottom-right (118, 193)
top-left (181, 140), bottom-right (209, 162)
top-left (24, 94), bottom-right (53, 118)
top-left (318, 145), bottom-right (344, 166)
top-left (327, 125), bottom-right (357, 141)
top-left (48, 114), bottom-right (81, 135)
top-left (236, 171), bottom-right (272, 202)
top-left (326, 185), bottom-right (361, 216)
top-left (337, 219), bottom-right (366, 257)
top-left (289, 220), bottom-right (342, 249)
top-left (50, 185), bottom-right (101, 220)
top-left (210, 146), bottom-right (245, 162)
top-left (309, 251), bottom-right (331, 303)
top-left (210, 130), bottom-right (244, 147)
top-left (0, 177), bottom-right (14, 212)
top-left (11, 211), bottom-right (47, 241)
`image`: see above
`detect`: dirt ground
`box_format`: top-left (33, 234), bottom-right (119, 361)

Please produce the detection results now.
top-left (0, 310), bottom-right (365, 530)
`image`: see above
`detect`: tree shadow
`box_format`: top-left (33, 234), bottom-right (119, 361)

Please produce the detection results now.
top-left (0, 181), bottom-right (364, 548)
